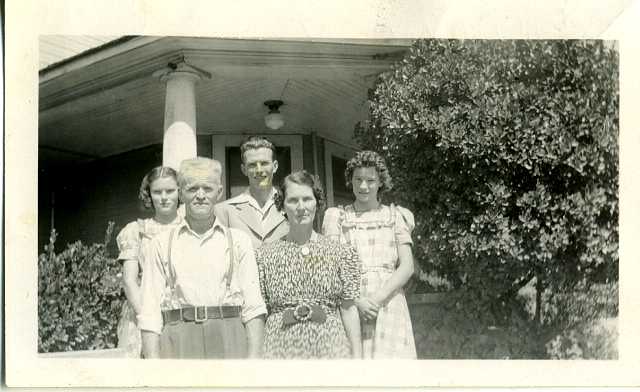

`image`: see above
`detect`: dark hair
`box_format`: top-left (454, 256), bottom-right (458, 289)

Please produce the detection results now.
top-left (345, 150), bottom-right (393, 196)
top-left (240, 136), bottom-right (276, 163)
top-left (274, 170), bottom-right (326, 219)
top-left (138, 166), bottom-right (179, 211)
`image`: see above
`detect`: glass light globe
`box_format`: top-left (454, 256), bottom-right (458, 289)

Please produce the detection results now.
top-left (265, 112), bottom-right (284, 130)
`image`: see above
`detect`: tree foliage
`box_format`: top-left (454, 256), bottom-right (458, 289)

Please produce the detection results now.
top-left (356, 39), bottom-right (618, 329)
top-left (38, 223), bottom-right (124, 352)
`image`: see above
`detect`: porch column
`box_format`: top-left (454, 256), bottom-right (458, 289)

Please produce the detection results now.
top-left (154, 61), bottom-right (211, 170)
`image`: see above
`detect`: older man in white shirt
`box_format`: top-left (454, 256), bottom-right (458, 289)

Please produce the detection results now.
top-left (138, 157), bottom-right (266, 359)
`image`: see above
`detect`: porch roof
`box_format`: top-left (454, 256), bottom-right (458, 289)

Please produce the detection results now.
top-left (39, 36), bottom-right (413, 168)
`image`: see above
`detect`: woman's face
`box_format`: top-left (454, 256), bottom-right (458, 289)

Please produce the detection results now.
top-left (283, 180), bottom-right (317, 226)
top-left (352, 167), bottom-right (381, 205)
top-left (150, 176), bottom-right (179, 218)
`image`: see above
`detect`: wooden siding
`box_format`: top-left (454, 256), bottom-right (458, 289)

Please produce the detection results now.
top-left (39, 135), bottom-right (212, 252)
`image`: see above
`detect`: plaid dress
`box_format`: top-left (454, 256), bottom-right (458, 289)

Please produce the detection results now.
top-left (323, 204), bottom-right (417, 359)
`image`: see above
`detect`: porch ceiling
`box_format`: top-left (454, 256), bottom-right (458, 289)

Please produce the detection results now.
top-left (39, 37), bottom-right (412, 167)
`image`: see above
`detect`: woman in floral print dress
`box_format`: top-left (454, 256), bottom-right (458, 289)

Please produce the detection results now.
top-left (115, 166), bottom-right (182, 357)
top-left (323, 151), bottom-right (417, 359)
top-left (256, 170), bottom-right (362, 359)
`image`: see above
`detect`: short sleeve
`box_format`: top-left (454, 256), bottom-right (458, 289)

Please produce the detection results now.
top-left (233, 229), bottom-right (267, 323)
top-left (322, 207), bottom-right (344, 240)
top-left (116, 221), bottom-right (141, 262)
top-left (339, 244), bottom-right (361, 301)
top-left (394, 205), bottom-right (415, 246)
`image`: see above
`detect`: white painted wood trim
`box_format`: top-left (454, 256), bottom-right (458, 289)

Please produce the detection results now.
top-left (211, 134), bottom-right (303, 201)
top-left (40, 36), bottom-right (165, 81)
top-left (324, 140), bottom-right (358, 208)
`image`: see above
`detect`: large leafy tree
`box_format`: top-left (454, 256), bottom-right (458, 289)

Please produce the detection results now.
top-left (357, 39), bottom-right (618, 326)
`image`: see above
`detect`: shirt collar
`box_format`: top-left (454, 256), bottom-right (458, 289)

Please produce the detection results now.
top-left (178, 216), bottom-right (227, 237)
top-left (241, 187), bottom-right (277, 213)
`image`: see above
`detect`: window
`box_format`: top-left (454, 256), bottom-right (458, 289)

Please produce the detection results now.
top-left (324, 140), bottom-right (357, 207)
top-left (331, 155), bottom-right (352, 207)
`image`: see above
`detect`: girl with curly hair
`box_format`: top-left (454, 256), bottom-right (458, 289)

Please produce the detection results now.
top-left (322, 151), bottom-right (417, 359)
top-left (115, 166), bottom-right (182, 357)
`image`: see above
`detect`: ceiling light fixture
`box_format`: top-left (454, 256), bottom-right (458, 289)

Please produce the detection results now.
top-left (264, 100), bottom-right (284, 130)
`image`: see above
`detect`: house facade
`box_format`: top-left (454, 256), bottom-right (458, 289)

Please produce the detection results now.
top-left (38, 36), bottom-right (412, 250)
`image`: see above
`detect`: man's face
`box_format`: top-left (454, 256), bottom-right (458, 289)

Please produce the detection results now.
top-left (241, 147), bottom-right (278, 189)
top-left (180, 173), bottom-right (223, 221)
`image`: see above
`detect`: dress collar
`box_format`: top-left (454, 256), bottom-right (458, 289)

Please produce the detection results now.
top-left (284, 230), bottom-right (320, 245)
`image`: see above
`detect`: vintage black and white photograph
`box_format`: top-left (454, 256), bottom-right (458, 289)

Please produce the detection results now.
top-left (4, 0), bottom-right (640, 388)
top-left (36, 35), bottom-right (619, 361)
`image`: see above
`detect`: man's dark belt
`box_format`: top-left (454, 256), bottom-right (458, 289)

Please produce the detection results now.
top-left (162, 305), bottom-right (241, 324)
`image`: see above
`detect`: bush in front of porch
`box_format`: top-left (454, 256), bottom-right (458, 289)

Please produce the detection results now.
top-left (358, 39), bottom-right (618, 358)
top-left (38, 223), bottom-right (124, 353)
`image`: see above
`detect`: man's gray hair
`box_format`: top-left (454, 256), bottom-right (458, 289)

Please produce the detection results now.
top-left (178, 157), bottom-right (222, 187)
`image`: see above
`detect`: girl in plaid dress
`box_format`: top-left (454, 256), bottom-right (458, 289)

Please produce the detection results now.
top-left (323, 151), bottom-right (417, 359)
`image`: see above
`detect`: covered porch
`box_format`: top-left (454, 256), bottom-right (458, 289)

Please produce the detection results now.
top-left (38, 36), bottom-right (413, 249)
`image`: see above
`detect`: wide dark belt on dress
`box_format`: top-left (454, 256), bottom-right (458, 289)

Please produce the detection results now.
top-left (162, 305), bottom-right (241, 324)
top-left (272, 300), bottom-right (336, 326)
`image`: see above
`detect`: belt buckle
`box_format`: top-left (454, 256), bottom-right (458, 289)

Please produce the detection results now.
top-left (293, 303), bottom-right (313, 322)
top-left (194, 306), bottom-right (208, 323)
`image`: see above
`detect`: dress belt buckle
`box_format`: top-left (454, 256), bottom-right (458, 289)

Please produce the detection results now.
top-left (194, 306), bottom-right (208, 323)
top-left (293, 302), bottom-right (313, 322)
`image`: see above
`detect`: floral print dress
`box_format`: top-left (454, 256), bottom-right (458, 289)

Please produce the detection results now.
top-left (115, 216), bottom-right (182, 357)
top-left (323, 204), bottom-right (417, 359)
top-left (256, 233), bottom-right (361, 359)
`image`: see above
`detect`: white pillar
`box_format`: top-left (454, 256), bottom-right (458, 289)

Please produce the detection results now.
top-left (154, 61), bottom-right (210, 170)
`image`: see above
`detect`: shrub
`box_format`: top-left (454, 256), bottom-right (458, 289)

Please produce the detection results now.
top-left (411, 293), bottom-right (545, 359)
top-left (410, 283), bottom-right (617, 359)
top-left (546, 317), bottom-right (618, 359)
top-left (358, 39), bottom-right (618, 357)
top-left (543, 282), bottom-right (618, 359)
top-left (38, 223), bottom-right (125, 353)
